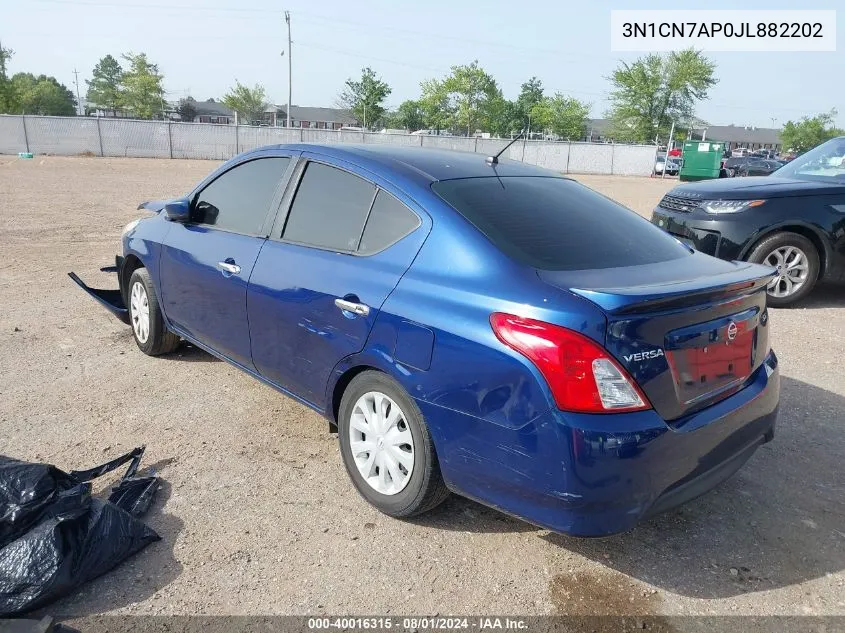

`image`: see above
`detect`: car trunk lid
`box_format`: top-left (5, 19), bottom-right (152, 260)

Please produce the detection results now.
top-left (538, 252), bottom-right (776, 421)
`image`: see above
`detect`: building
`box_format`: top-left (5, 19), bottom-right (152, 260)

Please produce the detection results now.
top-left (190, 99), bottom-right (234, 124)
top-left (264, 105), bottom-right (358, 129)
top-left (687, 125), bottom-right (782, 151)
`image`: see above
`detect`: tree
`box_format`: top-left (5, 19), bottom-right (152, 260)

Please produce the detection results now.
top-left (176, 97), bottom-right (198, 122)
top-left (780, 110), bottom-right (844, 154)
top-left (516, 77), bottom-right (544, 131)
top-left (530, 94), bottom-right (590, 140)
top-left (222, 81), bottom-right (268, 124)
top-left (419, 78), bottom-right (451, 132)
top-left (486, 97), bottom-right (521, 137)
top-left (389, 99), bottom-right (425, 131)
top-left (607, 48), bottom-right (717, 143)
top-left (86, 54), bottom-right (124, 115)
top-left (422, 61), bottom-right (502, 136)
top-left (0, 44), bottom-right (14, 113)
top-left (120, 53), bottom-right (165, 119)
top-left (11, 73), bottom-right (76, 115)
top-left (338, 67), bottom-right (391, 129)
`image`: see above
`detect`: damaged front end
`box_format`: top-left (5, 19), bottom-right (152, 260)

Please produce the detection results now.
top-left (67, 255), bottom-right (130, 325)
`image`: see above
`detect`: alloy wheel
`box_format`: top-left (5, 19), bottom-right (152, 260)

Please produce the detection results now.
top-left (764, 246), bottom-right (809, 299)
top-left (348, 391), bottom-right (415, 495)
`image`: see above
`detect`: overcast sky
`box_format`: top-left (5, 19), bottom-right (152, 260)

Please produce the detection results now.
top-left (3, 0), bottom-right (843, 128)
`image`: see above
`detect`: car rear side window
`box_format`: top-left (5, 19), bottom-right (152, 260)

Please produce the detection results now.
top-left (358, 191), bottom-right (421, 255)
top-left (193, 157), bottom-right (290, 235)
top-left (283, 162), bottom-right (375, 252)
top-left (432, 176), bottom-right (690, 271)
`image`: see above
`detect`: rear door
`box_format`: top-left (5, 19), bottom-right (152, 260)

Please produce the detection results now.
top-left (159, 155), bottom-right (295, 368)
top-left (247, 156), bottom-right (429, 407)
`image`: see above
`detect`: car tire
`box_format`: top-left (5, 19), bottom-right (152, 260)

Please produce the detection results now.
top-left (747, 232), bottom-right (819, 307)
top-left (338, 371), bottom-right (449, 518)
top-left (127, 268), bottom-right (181, 355)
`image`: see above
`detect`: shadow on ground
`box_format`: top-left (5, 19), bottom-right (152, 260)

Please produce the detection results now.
top-left (421, 376), bottom-right (845, 599)
top-left (790, 284), bottom-right (845, 309)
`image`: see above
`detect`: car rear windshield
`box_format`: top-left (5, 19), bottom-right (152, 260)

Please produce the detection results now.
top-left (432, 176), bottom-right (691, 271)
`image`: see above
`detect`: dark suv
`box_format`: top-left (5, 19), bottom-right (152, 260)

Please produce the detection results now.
top-left (652, 136), bottom-right (845, 306)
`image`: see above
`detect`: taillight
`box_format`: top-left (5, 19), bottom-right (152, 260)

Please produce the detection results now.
top-left (489, 313), bottom-right (651, 413)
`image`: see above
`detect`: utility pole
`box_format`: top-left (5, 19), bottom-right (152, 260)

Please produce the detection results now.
top-left (72, 68), bottom-right (83, 116)
top-left (285, 10), bottom-right (292, 128)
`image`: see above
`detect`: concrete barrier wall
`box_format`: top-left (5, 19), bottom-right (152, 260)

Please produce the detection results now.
top-left (0, 115), bottom-right (657, 176)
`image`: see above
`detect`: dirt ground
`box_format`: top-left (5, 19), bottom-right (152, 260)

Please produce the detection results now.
top-left (1, 156), bottom-right (844, 618)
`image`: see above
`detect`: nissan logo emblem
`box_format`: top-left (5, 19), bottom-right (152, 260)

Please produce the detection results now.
top-left (727, 322), bottom-right (738, 341)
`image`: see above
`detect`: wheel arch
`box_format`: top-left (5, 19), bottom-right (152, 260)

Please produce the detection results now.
top-left (120, 253), bottom-right (145, 305)
top-left (327, 363), bottom-right (385, 429)
top-left (740, 223), bottom-right (830, 280)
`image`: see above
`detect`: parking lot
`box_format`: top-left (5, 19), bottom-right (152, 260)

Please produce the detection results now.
top-left (1, 155), bottom-right (844, 617)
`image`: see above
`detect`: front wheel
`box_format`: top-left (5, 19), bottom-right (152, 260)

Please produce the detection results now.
top-left (748, 232), bottom-right (819, 307)
top-left (338, 371), bottom-right (449, 518)
top-left (127, 268), bottom-right (181, 355)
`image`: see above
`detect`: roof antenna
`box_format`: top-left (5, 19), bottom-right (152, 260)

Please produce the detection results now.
top-left (486, 131), bottom-right (525, 165)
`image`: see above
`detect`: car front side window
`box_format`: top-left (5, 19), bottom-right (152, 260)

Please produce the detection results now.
top-left (193, 157), bottom-right (291, 235)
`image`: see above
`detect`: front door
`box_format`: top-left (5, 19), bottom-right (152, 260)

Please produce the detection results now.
top-left (159, 155), bottom-right (292, 368)
top-left (248, 157), bottom-right (428, 407)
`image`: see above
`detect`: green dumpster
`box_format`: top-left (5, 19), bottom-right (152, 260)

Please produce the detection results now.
top-left (679, 140), bottom-right (724, 181)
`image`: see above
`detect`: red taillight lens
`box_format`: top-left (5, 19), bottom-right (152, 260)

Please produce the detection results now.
top-left (489, 312), bottom-right (651, 413)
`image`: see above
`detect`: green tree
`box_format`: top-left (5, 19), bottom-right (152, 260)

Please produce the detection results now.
top-left (120, 52), bottom-right (165, 119)
top-left (419, 78), bottom-right (451, 132)
top-left (423, 61), bottom-right (502, 136)
top-left (176, 97), bottom-right (198, 122)
top-left (486, 97), bottom-right (521, 137)
top-left (389, 99), bottom-right (425, 131)
top-left (223, 81), bottom-right (268, 124)
top-left (339, 67), bottom-right (391, 129)
top-left (531, 94), bottom-right (590, 140)
top-left (86, 54), bottom-right (124, 115)
top-left (607, 48), bottom-right (717, 143)
top-left (11, 73), bottom-right (76, 115)
top-left (780, 110), bottom-right (844, 154)
top-left (516, 76), bottom-right (544, 131)
top-left (0, 44), bottom-right (15, 113)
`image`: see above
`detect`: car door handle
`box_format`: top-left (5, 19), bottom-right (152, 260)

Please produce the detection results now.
top-left (217, 261), bottom-right (241, 275)
top-left (334, 298), bottom-right (370, 316)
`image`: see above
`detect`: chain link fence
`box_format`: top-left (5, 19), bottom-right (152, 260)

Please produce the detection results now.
top-left (0, 114), bottom-right (658, 176)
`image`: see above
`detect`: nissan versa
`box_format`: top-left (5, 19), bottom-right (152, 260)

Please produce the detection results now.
top-left (70, 144), bottom-right (780, 537)
top-left (653, 136), bottom-right (845, 306)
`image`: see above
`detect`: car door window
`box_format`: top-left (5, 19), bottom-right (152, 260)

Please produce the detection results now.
top-left (193, 157), bottom-right (290, 235)
top-left (358, 191), bottom-right (421, 255)
top-left (283, 162), bottom-right (375, 252)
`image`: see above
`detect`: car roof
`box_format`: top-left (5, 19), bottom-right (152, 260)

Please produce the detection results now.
top-left (251, 143), bottom-right (558, 183)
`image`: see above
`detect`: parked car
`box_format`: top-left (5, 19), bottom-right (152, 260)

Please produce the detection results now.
top-left (735, 158), bottom-right (783, 177)
top-left (655, 156), bottom-right (682, 176)
top-left (71, 144), bottom-right (779, 537)
top-left (732, 147), bottom-right (752, 157)
top-left (652, 136), bottom-right (845, 306)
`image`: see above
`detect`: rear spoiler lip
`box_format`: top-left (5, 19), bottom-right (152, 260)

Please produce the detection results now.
top-left (570, 268), bottom-right (776, 315)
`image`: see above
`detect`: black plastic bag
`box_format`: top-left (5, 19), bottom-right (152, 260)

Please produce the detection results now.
top-left (0, 449), bottom-right (160, 616)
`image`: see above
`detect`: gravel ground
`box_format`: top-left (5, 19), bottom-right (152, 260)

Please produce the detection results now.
top-left (1, 156), bottom-right (843, 618)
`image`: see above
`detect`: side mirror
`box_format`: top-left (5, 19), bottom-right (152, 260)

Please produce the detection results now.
top-left (163, 198), bottom-right (191, 223)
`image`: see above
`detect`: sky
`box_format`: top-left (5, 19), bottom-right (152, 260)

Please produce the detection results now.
top-left (2, 0), bottom-right (843, 129)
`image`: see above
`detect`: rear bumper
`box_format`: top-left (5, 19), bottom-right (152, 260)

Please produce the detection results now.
top-left (68, 255), bottom-right (130, 325)
top-left (422, 351), bottom-right (779, 537)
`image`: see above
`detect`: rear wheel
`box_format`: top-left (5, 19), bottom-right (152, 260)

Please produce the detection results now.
top-left (338, 371), bottom-right (449, 518)
top-left (128, 268), bottom-right (181, 355)
top-left (747, 232), bottom-right (819, 307)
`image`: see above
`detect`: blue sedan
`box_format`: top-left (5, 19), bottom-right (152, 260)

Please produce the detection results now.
top-left (70, 144), bottom-right (780, 536)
